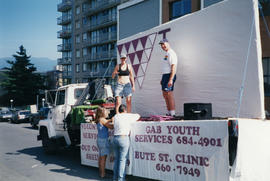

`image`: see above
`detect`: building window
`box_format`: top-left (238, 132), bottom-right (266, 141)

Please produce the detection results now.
top-left (75, 20), bottom-right (80, 29)
top-left (90, 62), bottom-right (98, 72)
top-left (83, 32), bottom-right (88, 42)
top-left (82, 3), bottom-right (88, 12)
top-left (90, 15), bottom-right (97, 26)
top-left (109, 7), bottom-right (117, 20)
top-left (83, 63), bottom-right (88, 72)
top-left (63, 24), bottom-right (71, 31)
top-left (91, 46), bottom-right (97, 59)
top-left (101, 44), bottom-right (108, 52)
top-left (83, 48), bottom-right (88, 57)
top-left (75, 78), bottom-right (80, 83)
top-left (82, 17), bottom-right (88, 26)
top-left (63, 38), bottom-right (71, 44)
top-left (76, 34), bottom-right (80, 44)
top-left (102, 61), bottom-right (109, 68)
top-left (76, 64), bottom-right (80, 73)
top-left (76, 6), bottom-right (80, 15)
top-left (263, 57), bottom-right (270, 96)
top-left (259, 0), bottom-right (270, 16)
top-left (91, 30), bottom-right (99, 43)
top-left (109, 25), bottom-right (117, 33)
top-left (170, 0), bottom-right (191, 20)
top-left (90, 0), bottom-right (96, 8)
top-left (109, 43), bottom-right (115, 51)
top-left (76, 49), bottom-right (81, 58)
top-left (82, 78), bottom-right (89, 83)
top-left (67, 65), bottom-right (72, 72)
top-left (204, 0), bottom-right (224, 8)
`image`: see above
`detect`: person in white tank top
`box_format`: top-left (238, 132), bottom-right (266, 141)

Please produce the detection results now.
top-left (159, 38), bottom-right (178, 116)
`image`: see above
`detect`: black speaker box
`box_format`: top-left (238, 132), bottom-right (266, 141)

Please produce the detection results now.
top-left (184, 103), bottom-right (212, 120)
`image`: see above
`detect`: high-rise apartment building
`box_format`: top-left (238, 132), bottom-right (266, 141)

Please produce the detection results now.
top-left (57, 0), bottom-right (129, 86)
top-left (57, 0), bottom-right (72, 86)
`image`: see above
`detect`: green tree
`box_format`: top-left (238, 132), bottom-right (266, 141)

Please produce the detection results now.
top-left (0, 45), bottom-right (45, 107)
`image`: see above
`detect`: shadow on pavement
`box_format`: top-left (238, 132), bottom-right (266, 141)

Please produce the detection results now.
top-left (16, 146), bottom-right (156, 181)
top-left (16, 146), bottom-right (103, 180)
top-left (22, 126), bottom-right (38, 130)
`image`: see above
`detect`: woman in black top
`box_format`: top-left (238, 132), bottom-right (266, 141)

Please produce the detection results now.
top-left (112, 53), bottom-right (135, 114)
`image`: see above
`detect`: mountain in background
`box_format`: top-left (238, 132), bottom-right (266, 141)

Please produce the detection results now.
top-left (0, 57), bottom-right (57, 72)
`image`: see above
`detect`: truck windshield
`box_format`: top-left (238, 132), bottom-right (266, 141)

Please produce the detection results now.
top-left (74, 88), bottom-right (84, 99)
top-left (56, 90), bottom-right (65, 105)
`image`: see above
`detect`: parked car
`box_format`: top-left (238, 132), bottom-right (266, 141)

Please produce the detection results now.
top-left (0, 110), bottom-right (13, 122)
top-left (0, 107), bottom-right (9, 112)
top-left (11, 110), bottom-right (31, 124)
top-left (29, 107), bottom-right (50, 128)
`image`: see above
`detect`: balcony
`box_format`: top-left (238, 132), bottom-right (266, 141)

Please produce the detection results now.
top-left (89, 67), bottom-right (114, 77)
top-left (57, 29), bottom-right (72, 39)
top-left (57, 0), bottom-right (72, 12)
top-left (100, 32), bottom-right (117, 43)
top-left (84, 51), bottom-right (117, 62)
top-left (57, 43), bottom-right (72, 52)
top-left (62, 71), bottom-right (72, 77)
top-left (82, 38), bottom-right (95, 47)
top-left (57, 57), bottom-right (72, 65)
top-left (84, 16), bottom-right (117, 31)
top-left (83, 0), bottom-right (122, 17)
top-left (57, 15), bottom-right (72, 25)
top-left (83, 32), bottom-right (117, 47)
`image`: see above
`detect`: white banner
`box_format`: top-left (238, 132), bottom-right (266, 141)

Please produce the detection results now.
top-left (130, 120), bottom-right (229, 181)
top-left (80, 123), bottom-right (132, 174)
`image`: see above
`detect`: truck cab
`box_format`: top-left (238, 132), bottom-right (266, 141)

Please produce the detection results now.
top-left (37, 82), bottom-right (114, 154)
top-left (37, 83), bottom-right (88, 153)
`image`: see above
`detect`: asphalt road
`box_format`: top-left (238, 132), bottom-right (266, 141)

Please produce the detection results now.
top-left (0, 122), bottom-right (153, 181)
top-left (0, 122), bottom-right (106, 181)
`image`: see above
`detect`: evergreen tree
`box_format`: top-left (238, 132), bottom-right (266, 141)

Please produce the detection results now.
top-left (0, 45), bottom-right (45, 107)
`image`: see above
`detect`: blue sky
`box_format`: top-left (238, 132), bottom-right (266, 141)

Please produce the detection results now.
top-left (0, 0), bottom-right (61, 60)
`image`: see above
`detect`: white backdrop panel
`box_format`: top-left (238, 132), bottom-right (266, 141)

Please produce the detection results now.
top-left (117, 0), bottom-right (264, 119)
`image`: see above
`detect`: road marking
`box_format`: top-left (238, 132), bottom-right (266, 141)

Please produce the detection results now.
top-left (31, 164), bottom-right (38, 168)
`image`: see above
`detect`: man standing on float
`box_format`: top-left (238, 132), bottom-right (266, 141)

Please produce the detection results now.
top-left (159, 38), bottom-right (178, 117)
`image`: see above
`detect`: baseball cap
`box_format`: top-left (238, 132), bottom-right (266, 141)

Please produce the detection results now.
top-left (120, 53), bottom-right (127, 59)
top-left (159, 38), bottom-right (169, 44)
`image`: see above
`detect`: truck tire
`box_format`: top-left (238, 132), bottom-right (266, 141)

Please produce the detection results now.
top-left (40, 128), bottom-right (57, 154)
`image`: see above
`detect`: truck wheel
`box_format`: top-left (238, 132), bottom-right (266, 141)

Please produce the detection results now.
top-left (41, 128), bottom-right (57, 154)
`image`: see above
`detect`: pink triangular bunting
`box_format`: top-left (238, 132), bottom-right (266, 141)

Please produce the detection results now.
top-left (132, 64), bottom-right (140, 77)
top-left (132, 39), bottom-right (139, 51)
top-left (124, 42), bottom-right (131, 53)
top-left (136, 50), bottom-right (143, 63)
top-left (117, 44), bottom-right (123, 55)
top-left (128, 53), bottom-right (135, 65)
top-left (140, 36), bottom-right (148, 49)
